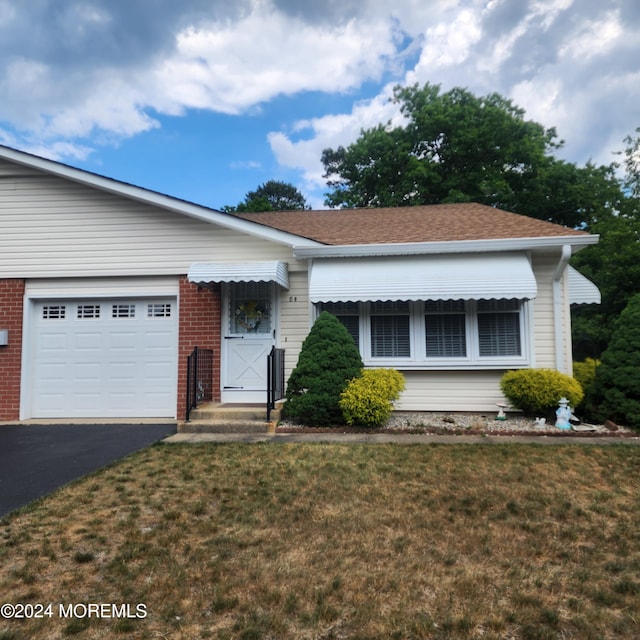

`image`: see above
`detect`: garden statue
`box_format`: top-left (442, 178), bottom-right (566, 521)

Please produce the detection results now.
top-left (555, 397), bottom-right (572, 430)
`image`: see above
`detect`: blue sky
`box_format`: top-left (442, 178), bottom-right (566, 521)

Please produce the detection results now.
top-left (0, 0), bottom-right (638, 211)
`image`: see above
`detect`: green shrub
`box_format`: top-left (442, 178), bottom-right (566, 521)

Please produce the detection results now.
top-left (284, 312), bottom-right (363, 426)
top-left (500, 368), bottom-right (584, 416)
top-left (573, 358), bottom-right (599, 394)
top-left (587, 293), bottom-right (640, 428)
top-left (340, 368), bottom-right (406, 427)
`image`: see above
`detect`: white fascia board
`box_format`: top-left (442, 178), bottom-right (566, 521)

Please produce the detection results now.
top-left (0, 145), bottom-right (321, 249)
top-left (294, 234), bottom-right (599, 258)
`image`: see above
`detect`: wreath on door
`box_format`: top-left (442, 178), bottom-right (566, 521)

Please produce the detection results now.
top-left (235, 300), bottom-right (267, 332)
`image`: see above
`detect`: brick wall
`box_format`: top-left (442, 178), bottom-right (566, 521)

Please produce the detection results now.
top-left (177, 278), bottom-right (221, 419)
top-left (0, 279), bottom-right (25, 421)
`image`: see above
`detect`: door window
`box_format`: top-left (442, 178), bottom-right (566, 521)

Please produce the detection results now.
top-left (229, 282), bottom-right (272, 335)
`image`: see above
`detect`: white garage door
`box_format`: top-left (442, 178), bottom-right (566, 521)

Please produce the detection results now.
top-left (31, 298), bottom-right (178, 418)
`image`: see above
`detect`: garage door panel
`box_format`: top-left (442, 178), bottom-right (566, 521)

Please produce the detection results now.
top-left (31, 297), bottom-right (178, 418)
top-left (73, 363), bottom-right (102, 382)
top-left (39, 331), bottom-right (68, 352)
top-left (38, 362), bottom-right (68, 382)
top-left (75, 332), bottom-right (103, 351)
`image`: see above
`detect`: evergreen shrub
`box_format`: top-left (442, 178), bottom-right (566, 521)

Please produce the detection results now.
top-left (587, 293), bottom-right (640, 428)
top-left (500, 368), bottom-right (584, 416)
top-left (340, 368), bottom-right (406, 427)
top-left (283, 312), bottom-right (363, 426)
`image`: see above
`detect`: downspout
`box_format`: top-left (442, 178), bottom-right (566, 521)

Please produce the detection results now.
top-left (552, 245), bottom-right (572, 373)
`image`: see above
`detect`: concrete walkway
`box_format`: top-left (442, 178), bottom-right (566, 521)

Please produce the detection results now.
top-left (165, 432), bottom-right (640, 445)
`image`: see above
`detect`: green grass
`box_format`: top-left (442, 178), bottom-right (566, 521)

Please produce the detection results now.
top-left (1, 443), bottom-right (640, 638)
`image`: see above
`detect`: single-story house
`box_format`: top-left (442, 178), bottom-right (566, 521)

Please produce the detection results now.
top-left (0, 145), bottom-right (599, 422)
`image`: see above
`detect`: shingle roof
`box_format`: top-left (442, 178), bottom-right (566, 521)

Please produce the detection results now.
top-left (236, 203), bottom-right (589, 245)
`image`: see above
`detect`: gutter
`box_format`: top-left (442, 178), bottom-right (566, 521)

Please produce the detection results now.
top-left (552, 245), bottom-right (572, 373)
top-left (293, 234), bottom-right (599, 258)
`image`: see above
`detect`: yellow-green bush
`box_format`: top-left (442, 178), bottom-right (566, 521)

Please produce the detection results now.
top-left (340, 368), bottom-right (406, 427)
top-left (573, 358), bottom-right (599, 393)
top-left (500, 368), bottom-right (584, 416)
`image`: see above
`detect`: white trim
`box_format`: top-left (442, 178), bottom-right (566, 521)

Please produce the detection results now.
top-left (319, 300), bottom-right (531, 370)
top-left (552, 245), bottom-right (572, 373)
top-left (295, 234), bottom-right (599, 258)
top-left (24, 276), bottom-right (180, 298)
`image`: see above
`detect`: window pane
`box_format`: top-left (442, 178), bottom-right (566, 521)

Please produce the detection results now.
top-left (371, 315), bottom-right (410, 357)
top-left (426, 314), bottom-right (467, 357)
top-left (478, 312), bottom-right (521, 356)
top-left (320, 302), bottom-right (360, 347)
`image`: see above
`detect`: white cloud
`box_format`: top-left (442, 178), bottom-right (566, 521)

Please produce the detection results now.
top-left (152, 5), bottom-right (398, 116)
top-left (559, 10), bottom-right (623, 62)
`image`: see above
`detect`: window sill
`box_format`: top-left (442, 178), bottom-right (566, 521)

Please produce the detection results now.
top-left (363, 359), bottom-right (530, 371)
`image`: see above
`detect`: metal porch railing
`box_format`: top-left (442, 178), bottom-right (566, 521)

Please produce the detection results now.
top-left (185, 347), bottom-right (213, 421)
top-left (267, 347), bottom-right (285, 421)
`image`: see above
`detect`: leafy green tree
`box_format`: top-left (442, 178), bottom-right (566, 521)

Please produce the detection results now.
top-left (223, 180), bottom-right (310, 213)
top-left (571, 131), bottom-right (640, 359)
top-left (284, 312), bottom-right (363, 426)
top-left (322, 83), bottom-right (622, 228)
top-left (571, 213), bottom-right (640, 358)
top-left (586, 293), bottom-right (640, 428)
top-left (620, 126), bottom-right (640, 199)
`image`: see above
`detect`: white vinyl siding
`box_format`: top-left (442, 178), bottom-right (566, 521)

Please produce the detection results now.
top-left (277, 268), bottom-right (309, 384)
top-left (396, 370), bottom-right (509, 412)
top-left (531, 253), bottom-right (561, 369)
top-left (0, 161), bottom-right (296, 278)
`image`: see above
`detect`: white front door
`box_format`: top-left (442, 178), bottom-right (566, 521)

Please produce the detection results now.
top-left (222, 282), bottom-right (275, 403)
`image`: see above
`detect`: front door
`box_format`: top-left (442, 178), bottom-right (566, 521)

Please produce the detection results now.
top-left (222, 282), bottom-right (275, 403)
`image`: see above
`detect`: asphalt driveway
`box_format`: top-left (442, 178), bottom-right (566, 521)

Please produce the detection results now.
top-left (0, 423), bottom-right (176, 517)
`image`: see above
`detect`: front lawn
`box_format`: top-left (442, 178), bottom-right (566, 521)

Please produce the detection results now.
top-left (1, 443), bottom-right (640, 639)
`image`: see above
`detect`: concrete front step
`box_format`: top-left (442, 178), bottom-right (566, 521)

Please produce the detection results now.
top-left (178, 403), bottom-right (281, 434)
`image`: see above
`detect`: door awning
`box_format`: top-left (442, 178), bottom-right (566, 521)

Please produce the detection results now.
top-left (188, 261), bottom-right (289, 289)
top-left (309, 254), bottom-right (537, 303)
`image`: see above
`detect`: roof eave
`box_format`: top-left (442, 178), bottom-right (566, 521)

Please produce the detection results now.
top-left (0, 145), bottom-right (322, 249)
top-left (293, 234), bottom-right (600, 258)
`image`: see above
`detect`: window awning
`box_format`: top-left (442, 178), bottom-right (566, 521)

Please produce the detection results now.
top-left (568, 266), bottom-right (601, 305)
top-left (309, 254), bottom-right (537, 303)
top-left (188, 261), bottom-right (289, 289)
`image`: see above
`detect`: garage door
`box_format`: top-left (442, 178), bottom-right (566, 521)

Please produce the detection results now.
top-left (31, 298), bottom-right (178, 418)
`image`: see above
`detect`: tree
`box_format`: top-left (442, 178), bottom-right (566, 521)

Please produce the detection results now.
top-left (223, 180), bottom-right (310, 213)
top-left (571, 213), bottom-right (640, 358)
top-left (620, 126), bottom-right (640, 199)
top-left (283, 312), bottom-right (363, 426)
top-left (571, 131), bottom-right (640, 359)
top-left (322, 83), bottom-right (622, 228)
top-left (586, 293), bottom-right (640, 428)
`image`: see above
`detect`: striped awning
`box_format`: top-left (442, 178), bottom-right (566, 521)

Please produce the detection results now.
top-left (309, 254), bottom-right (537, 303)
top-left (568, 266), bottom-right (601, 305)
top-left (188, 261), bottom-right (289, 289)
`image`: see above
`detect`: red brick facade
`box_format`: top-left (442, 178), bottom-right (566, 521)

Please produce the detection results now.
top-left (176, 277), bottom-right (222, 420)
top-left (0, 279), bottom-right (25, 421)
